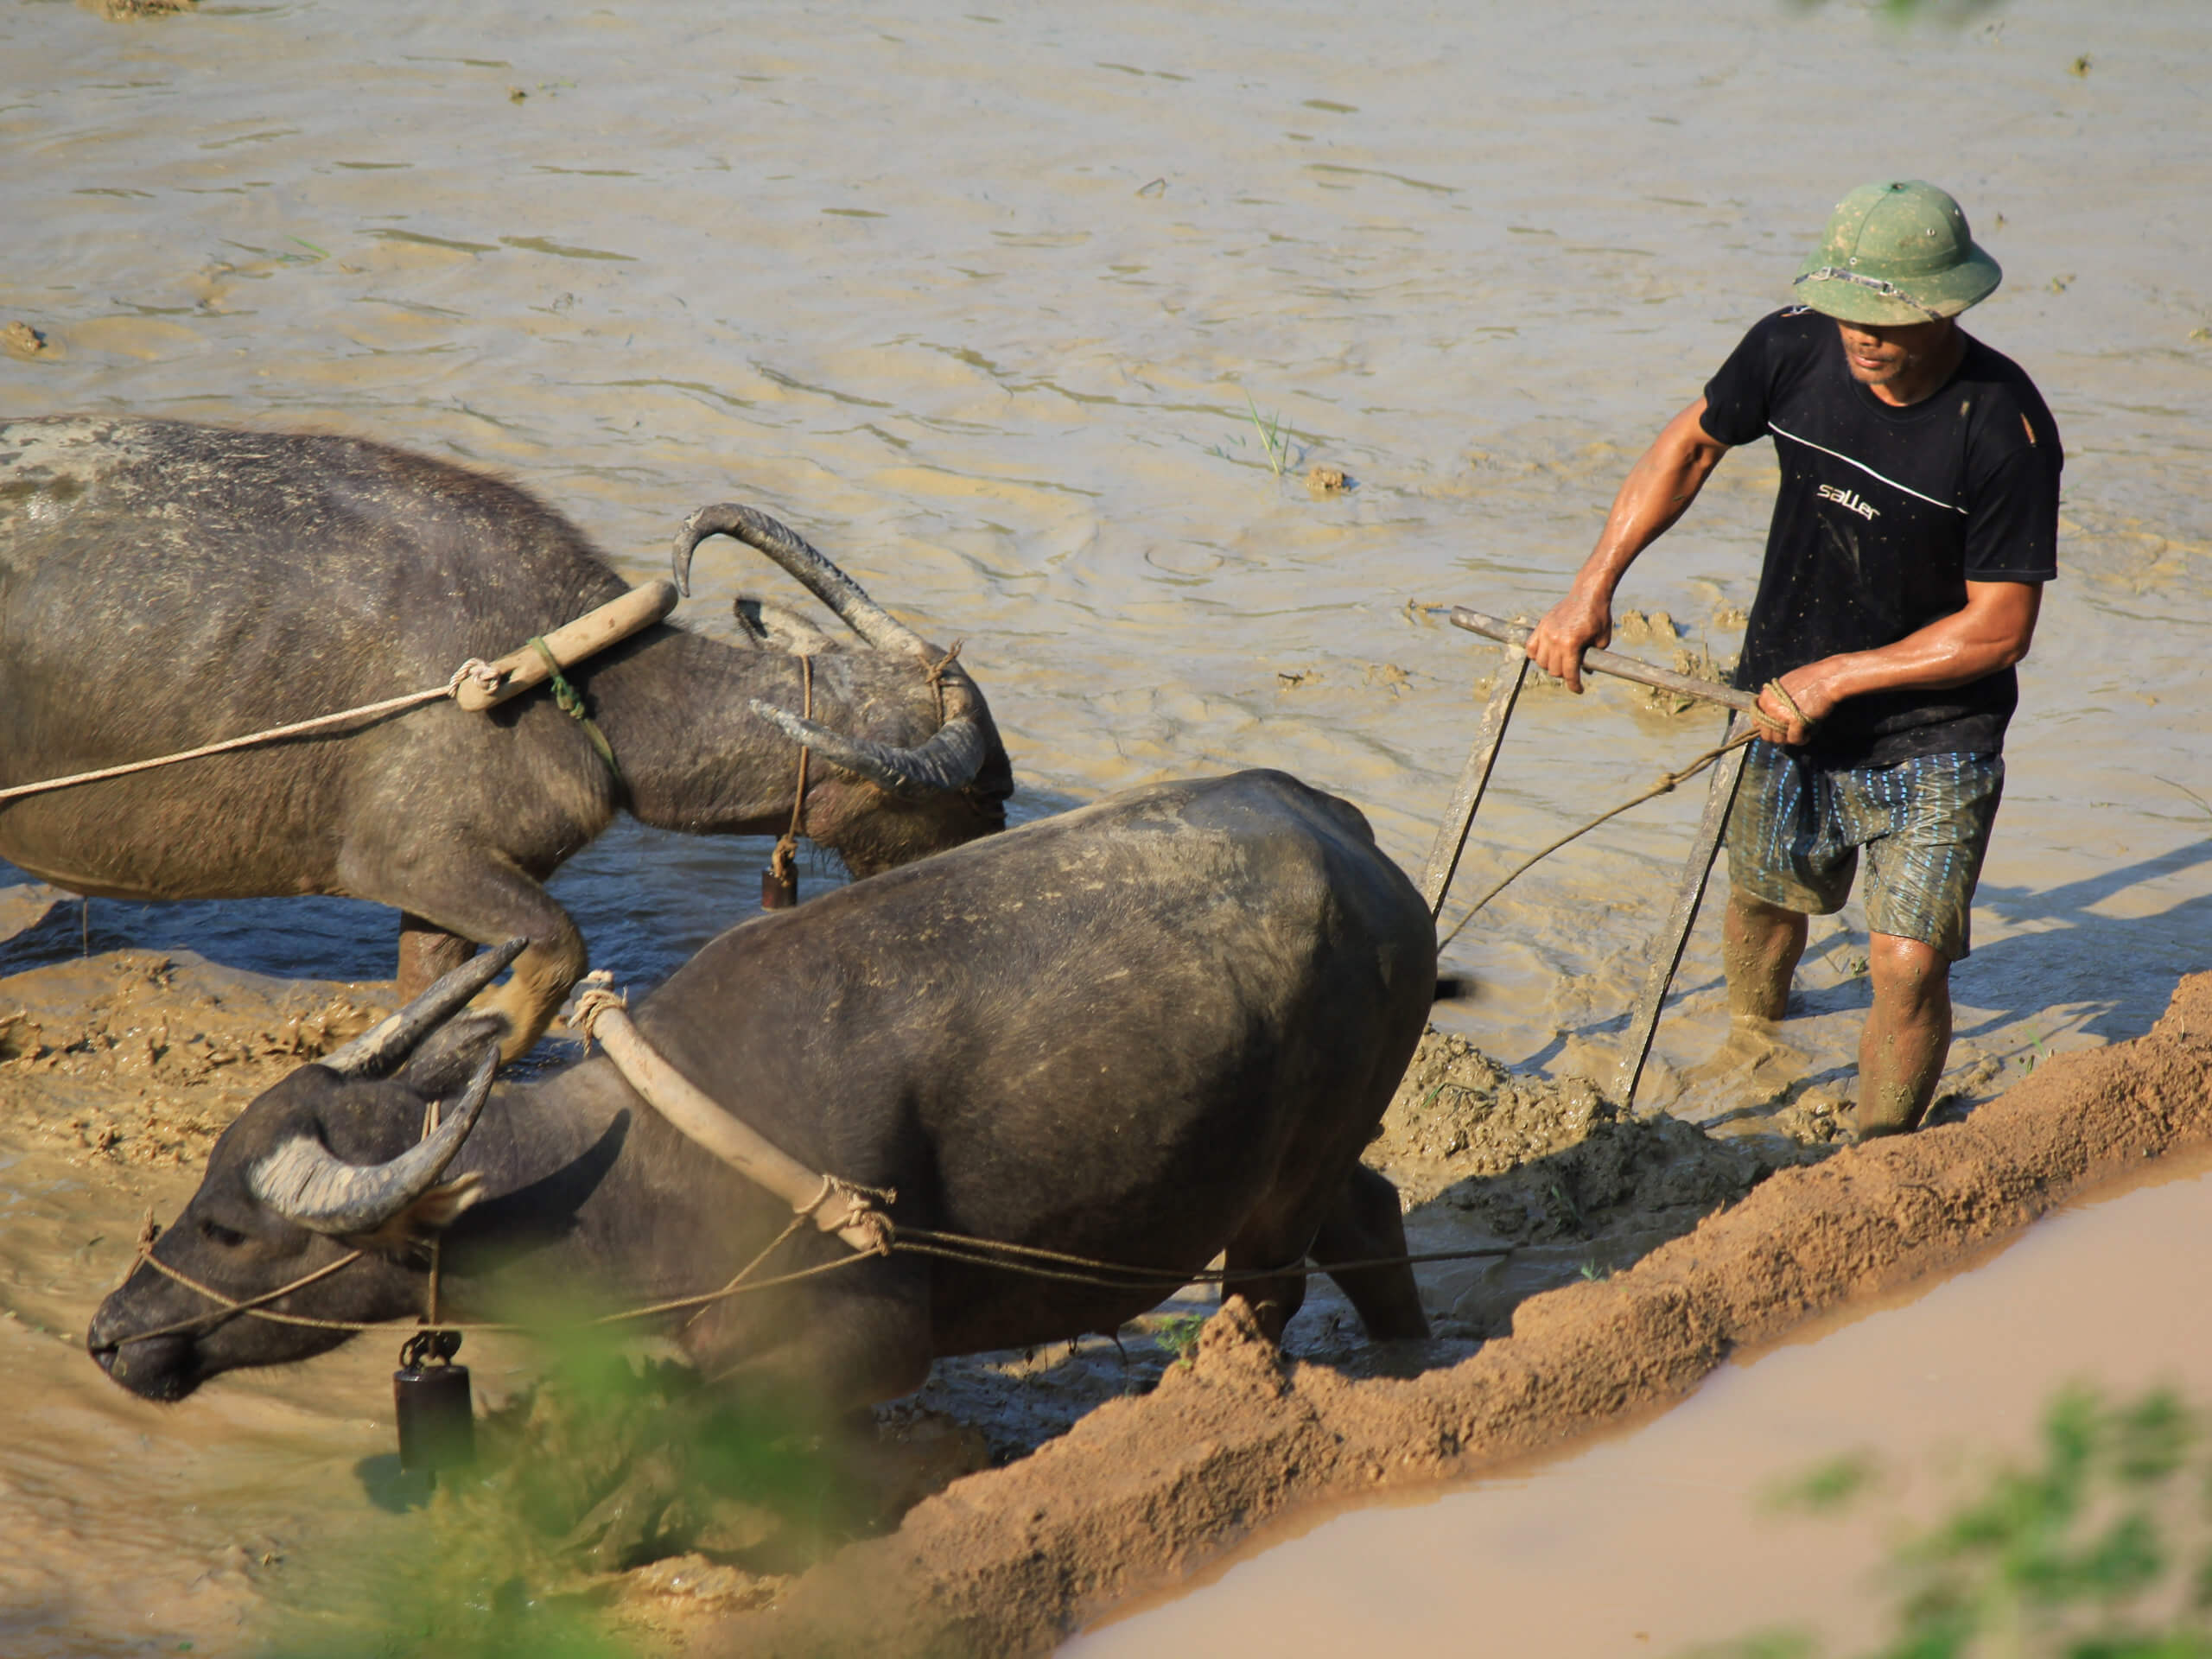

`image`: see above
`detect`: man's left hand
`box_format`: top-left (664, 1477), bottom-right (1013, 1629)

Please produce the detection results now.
top-left (1753, 670), bottom-right (1836, 746)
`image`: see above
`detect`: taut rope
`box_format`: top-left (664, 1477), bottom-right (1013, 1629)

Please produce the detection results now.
top-left (0, 660), bottom-right (500, 806)
top-left (0, 584), bottom-right (670, 808)
top-left (1438, 726), bottom-right (1758, 950)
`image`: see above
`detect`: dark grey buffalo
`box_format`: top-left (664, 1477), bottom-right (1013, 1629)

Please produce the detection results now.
top-left (88, 771), bottom-right (1436, 1421)
top-left (0, 417), bottom-right (1011, 1054)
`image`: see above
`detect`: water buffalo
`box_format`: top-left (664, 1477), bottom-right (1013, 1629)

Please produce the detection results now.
top-left (0, 417), bottom-right (1012, 1054)
top-left (87, 770), bottom-right (1437, 1424)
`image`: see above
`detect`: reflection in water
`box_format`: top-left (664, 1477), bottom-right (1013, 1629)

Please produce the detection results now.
top-left (1, 0), bottom-right (2207, 1649)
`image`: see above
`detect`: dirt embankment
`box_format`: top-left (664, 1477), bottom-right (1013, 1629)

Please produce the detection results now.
top-left (702, 972), bottom-right (2212, 1658)
top-left (0, 887), bottom-right (386, 1166)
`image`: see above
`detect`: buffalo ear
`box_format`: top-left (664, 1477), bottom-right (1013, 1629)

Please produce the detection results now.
top-left (402, 1014), bottom-right (508, 1096)
top-left (350, 1173), bottom-right (486, 1251)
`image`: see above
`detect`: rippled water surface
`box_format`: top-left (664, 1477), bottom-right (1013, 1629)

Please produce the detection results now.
top-left (2, 0), bottom-right (2207, 1649)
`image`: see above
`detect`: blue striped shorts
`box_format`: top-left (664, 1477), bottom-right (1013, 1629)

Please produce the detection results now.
top-left (1724, 743), bottom-right (2005, 962)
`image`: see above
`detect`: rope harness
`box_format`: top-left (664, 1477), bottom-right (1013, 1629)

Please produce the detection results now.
top-left (768, 654), bottom-right (813, 899)
top-left (0, 659), bottom-right (499, 807)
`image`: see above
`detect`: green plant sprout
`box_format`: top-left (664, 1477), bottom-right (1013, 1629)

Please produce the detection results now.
top-left (1152, 1313), bottom-right (1207, 1368)
top-left (1208, 391), bottom-right (1298, 477)
top-left (1243, 391), bottom-right (1292, 477)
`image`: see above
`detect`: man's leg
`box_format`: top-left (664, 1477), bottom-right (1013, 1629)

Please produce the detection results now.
top-left (1857, 931), bottom-right (1952, 1138)
top-left (1722, 893), bottom-right (1808, 1021)
top-left (1849, 752), bottom-right (2002, 1139)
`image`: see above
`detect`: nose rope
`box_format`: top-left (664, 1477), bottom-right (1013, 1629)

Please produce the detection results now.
top-left (126, 1245), bottom-right (373, 1344)
top-left (923, 639), bottom-right (963, 728)
top-left (108, 1230), bottom-right (880, 1347)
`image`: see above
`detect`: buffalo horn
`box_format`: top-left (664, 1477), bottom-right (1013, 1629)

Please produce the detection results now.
top-left (246, 1046), bottom-right (499, 1236)
top-left (672, 503), bottom-right (931, 659)
top-left (748, 698), bottom-right (988, 800)
top-left (317, 938), bottom-right (528, 1079)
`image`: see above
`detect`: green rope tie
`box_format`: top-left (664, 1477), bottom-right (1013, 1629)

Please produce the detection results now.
top-left (528, 636), bottom-right (623, 785)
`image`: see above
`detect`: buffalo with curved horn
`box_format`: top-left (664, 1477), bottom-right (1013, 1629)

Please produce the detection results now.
top-left (0, 419), bottom-right (1014, 1056)
top-left (89, 772), bottom-right (1439, 1434)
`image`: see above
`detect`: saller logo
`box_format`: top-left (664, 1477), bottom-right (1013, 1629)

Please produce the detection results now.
top-left (1817, 482), bottom-right (1879, 521)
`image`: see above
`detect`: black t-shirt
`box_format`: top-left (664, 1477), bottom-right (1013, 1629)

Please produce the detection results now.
top-left (1700, 308), bottom-right (2062, 766)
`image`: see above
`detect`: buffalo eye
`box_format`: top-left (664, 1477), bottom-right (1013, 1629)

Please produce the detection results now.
top-left (199, 1218), bottom-right (249, 1249)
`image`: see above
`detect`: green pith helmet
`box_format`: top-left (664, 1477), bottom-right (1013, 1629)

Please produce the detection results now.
top-left (1793, 180), bottom-right (2001, 326)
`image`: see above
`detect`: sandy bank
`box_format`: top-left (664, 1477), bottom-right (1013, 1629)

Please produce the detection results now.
top-left (706, 970), bottom-right (2212, 1657)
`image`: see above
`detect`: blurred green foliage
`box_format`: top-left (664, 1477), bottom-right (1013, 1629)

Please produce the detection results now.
top-left (1788, 0), bottom-right (2005, 19)
top-left (253, 1310), bottom-right (844, 1658)
top-left (1697, 1387), bottom-right (2212, 1659)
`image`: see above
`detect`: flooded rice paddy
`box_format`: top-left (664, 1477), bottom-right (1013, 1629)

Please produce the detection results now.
top-left (1073, 1145), bottom-right (2212, 1658)
top-left (2, 0), bottom-right (2208, 1649)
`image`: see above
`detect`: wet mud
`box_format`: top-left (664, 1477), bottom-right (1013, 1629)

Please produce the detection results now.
top-left (708, 970), bottom-right (2212, 1657)
top-left (0, 943), bottom-right (1840, 1653)
top-left (0, 887), bottom-right (388, 1170)
top-left (3, 0), bottom-right (2209, 1649)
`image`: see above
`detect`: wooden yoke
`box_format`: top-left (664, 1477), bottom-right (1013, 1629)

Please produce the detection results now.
top-left (567, 975), bottom-right (894, 1258)
top-left (453, 580), bottom-right (681, 713)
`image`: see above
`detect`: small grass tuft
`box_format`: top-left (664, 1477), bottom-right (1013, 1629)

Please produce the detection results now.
top-left (1152, 1313), bottom-right (1207, 1369)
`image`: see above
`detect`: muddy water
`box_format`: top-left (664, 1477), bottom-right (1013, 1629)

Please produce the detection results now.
top-left (1071, 1148), bottom-right (2212, 1657)
top-left (1, 0), bottom-right (2208, 1649)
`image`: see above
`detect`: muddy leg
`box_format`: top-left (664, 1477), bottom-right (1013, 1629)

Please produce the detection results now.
top-left (1857, 931), bottom-right (1951, 1138)
top-left (349, 855), bottom-right (586, 1061)
top-left (1223, 1218), bottom-right (1315, 1344)
top-left (471, 925), bottom-right (588, 1060)
top-left (1313, 1165), bottom-right (1429, 1341)
top-left (1722, 893), bottom-right (1808, 1022)
top-left (396, 912), bottom-right (475, 998)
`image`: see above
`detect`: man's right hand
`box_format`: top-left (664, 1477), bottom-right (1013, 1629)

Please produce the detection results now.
top-left (1522, 397), bottom-right (1730, 696)
top-left (1525, 590), bottom-right (1613, 694)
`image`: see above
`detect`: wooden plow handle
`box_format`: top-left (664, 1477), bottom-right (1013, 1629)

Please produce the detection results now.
top-left (1447, 608), bottom-right (1758, 715)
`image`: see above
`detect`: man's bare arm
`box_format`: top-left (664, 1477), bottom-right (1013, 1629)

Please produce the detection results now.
top-left (1525, 397), bottom-right (1731, 692)
top-left (1753, 580), bottom-right (2044, 745)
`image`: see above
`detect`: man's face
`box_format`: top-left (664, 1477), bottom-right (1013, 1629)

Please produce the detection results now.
top-left (1834, 315), bottom-right (1956, 390)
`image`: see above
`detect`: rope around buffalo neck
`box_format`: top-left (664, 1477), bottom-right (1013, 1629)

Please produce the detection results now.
top-left (526, 635), bottom-right (623, 785)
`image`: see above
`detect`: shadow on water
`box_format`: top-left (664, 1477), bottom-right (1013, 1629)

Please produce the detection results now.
top-left (0, 818), bottom-right (798, 992)
top-left (355, 1452), bottom-right (435, 1516)
top-left (1511, 835), bottom-right (2212, 1085)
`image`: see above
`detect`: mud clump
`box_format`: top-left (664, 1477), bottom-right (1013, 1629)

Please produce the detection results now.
top-left (0, 949), bottom-right (386, 1167)
top-left (92, 0), bottom-right (196, 18)
top-left (1366, 1027), bottom-right (1827, 1338)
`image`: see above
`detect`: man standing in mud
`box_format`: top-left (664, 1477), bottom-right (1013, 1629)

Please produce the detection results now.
top-left (1525, 181), bottom-right (2061, 1139)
